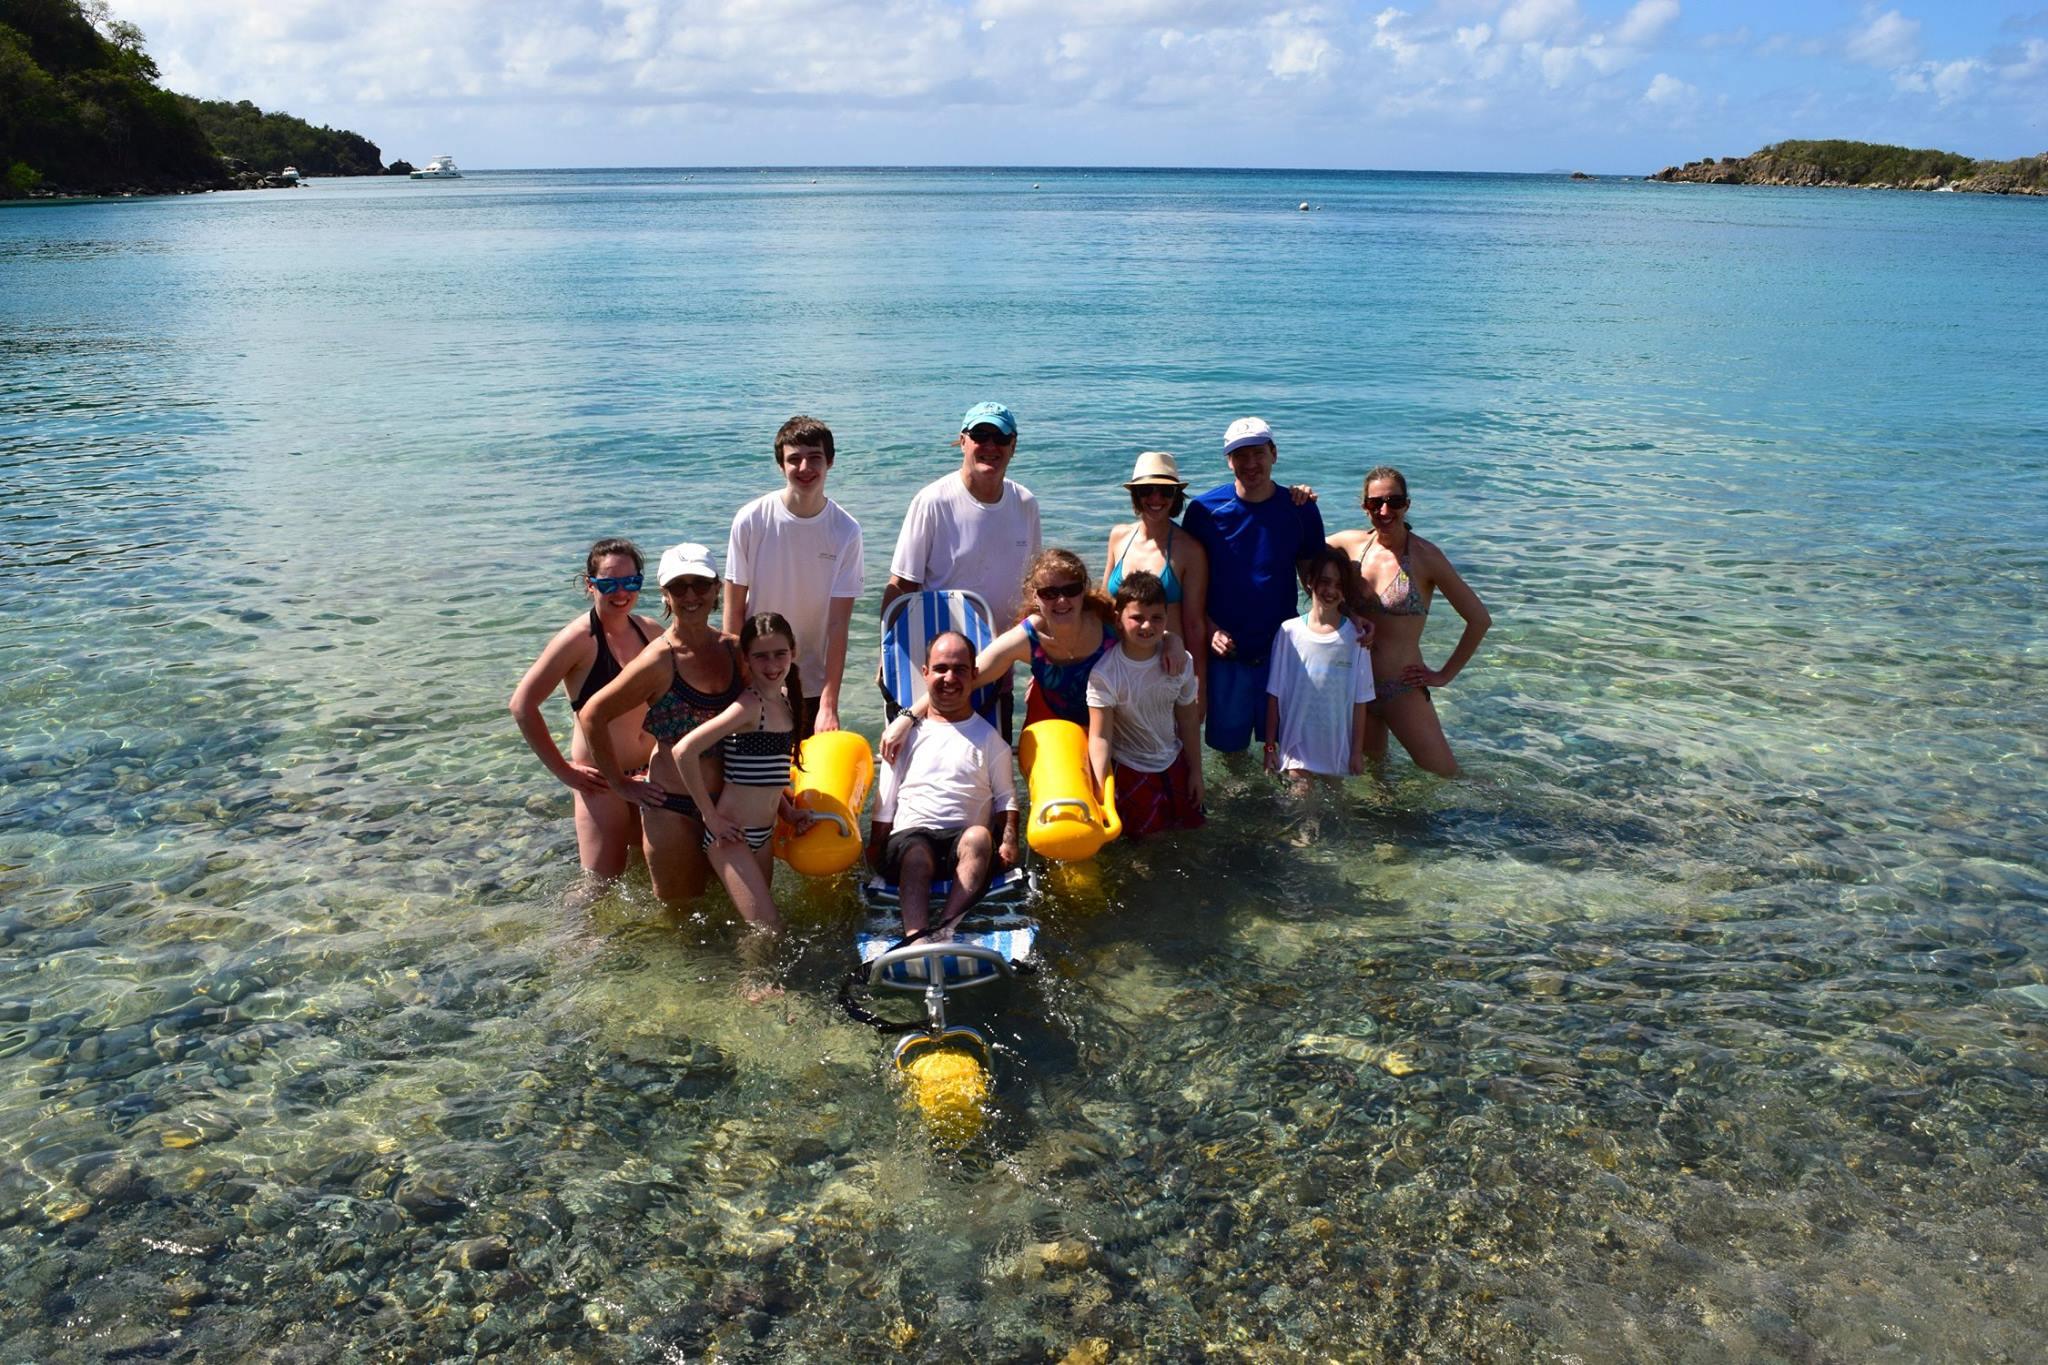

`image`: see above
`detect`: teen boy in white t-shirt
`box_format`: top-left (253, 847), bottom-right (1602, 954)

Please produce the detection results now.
top-left (724, 415), bottom-right (864, 737)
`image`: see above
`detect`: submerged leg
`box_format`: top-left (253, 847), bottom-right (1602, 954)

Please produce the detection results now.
top-left (642, 808), bottom-right (711, 904)
top-left (573, 788), bottom-right (639, 881)
top-left (1382, 691), bottom-right (1457, 777)
top-left (708, 840), bottom-right (781, 930)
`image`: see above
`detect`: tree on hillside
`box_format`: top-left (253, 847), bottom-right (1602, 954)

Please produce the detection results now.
top-left (0, 0), bottom-right (218, 194)
top-left (2, 0), bottom-right (390, 196)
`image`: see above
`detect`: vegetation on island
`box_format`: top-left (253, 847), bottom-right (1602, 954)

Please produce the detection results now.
top-left (1, 0), bottom-right (396, 199)
top-left (1652, 140), bottom-right (2047, 195)
top-left (174, 95), bottom-right (386, 178)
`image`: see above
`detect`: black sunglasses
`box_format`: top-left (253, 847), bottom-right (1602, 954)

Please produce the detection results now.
top-left (1035, 581), bottom-right (1085, 601)
top-left (1364, 495), bottom-right (1410, 511)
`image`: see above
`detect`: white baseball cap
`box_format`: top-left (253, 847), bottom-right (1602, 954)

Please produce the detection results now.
top-left (657, 542), bottom-right (719, 586)
top-left (1223, 416), bottom-right (1275, 454)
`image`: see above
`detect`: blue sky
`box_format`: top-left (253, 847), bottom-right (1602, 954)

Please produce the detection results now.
top-left (118, 1), bottom-right (2048, 171)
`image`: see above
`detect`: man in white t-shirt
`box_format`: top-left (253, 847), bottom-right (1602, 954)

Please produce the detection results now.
top-left (866, 632), bottom-right (1021, 936)
top-left (724, 415), bottom-right (864, 737)
top-left (881, 401), bottom-right (1042, 737)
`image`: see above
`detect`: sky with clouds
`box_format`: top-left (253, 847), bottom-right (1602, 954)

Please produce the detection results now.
top-left (112, 1), bottom-right (2048, 171)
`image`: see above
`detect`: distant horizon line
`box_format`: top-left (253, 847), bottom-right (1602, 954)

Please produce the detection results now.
top-left (406, 163), bottom-right (1651, 178)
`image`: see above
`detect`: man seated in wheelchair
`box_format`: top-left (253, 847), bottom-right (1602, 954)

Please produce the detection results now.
top-left (865, 631), bottom-right (1021, 937)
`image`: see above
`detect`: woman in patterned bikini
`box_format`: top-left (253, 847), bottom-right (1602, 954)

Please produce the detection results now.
top-left (582, 542), bottom-right (744, 904)
top-left (509, 538), bottom-right (661, 882)
top-left (1327, 466), bottom-right (1490, 777)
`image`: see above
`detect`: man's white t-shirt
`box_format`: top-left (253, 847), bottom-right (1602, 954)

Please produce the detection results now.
top-left (874, 712), bottom-right (1018, 832)
top-left (726, 493), bottom-right (864, 699)
top-left (888, 474), bottom-right (1042, 627)
top-left (1084, 644), bottom-right (1199, 774)
top-left (1264, 618), bottom-right (1375, 776)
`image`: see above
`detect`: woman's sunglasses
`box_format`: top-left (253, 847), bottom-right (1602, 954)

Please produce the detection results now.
top-left (1364, 495), bottom-right (1410, 512)
top-left (588, 574), bottom-right (644, 594)
top-left (1036, 581), bottom-right (1085, 601)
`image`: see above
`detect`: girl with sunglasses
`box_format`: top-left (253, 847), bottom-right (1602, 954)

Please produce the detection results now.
top-left (880, 548), bottom-right (1183, 760)
top-left (510, 538), bottom-right (662, 882)
top-left (1327, 466), bottom-right (1490, 776)
top-left (581, 543), bottom-right (745, 904)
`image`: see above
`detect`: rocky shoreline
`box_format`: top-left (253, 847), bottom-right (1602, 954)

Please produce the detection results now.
top-left (1652, 145), bottom-right (2048, 195)
top-left (12, 161), bottom-right (410, 202)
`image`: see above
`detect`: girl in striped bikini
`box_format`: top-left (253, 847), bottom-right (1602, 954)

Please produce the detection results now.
top-left (669, 613), bottom-right (814, 931)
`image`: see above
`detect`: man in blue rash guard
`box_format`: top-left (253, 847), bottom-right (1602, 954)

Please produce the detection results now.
top-left (1181, 417), bottom-right (1331, 754)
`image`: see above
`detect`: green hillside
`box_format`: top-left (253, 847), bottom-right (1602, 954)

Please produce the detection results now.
top-left (175, 96), bottom-right (385, 177)
top-left (1, 0), bottom-right (390, 198)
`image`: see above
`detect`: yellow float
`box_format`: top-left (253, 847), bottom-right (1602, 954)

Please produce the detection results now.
top-left (773, 730), bottom-right (873, 877)
top-left (894, 1030), bottom-right (991, 1145)
top-left (1018, 719), bottom-right (1120, 862)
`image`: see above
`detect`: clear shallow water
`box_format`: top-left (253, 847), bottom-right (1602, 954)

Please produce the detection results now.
top-left (2, 168), bottom-right (2046, 1360)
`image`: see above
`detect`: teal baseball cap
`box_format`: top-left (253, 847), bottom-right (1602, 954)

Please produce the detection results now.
top-left (959, 402), bottom-right (1017, 438)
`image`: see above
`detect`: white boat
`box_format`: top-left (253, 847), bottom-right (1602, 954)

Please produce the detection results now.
top-left (280, 166), bottom-right (301, 184)
top-left (410, 155), bottom-right (462, 180)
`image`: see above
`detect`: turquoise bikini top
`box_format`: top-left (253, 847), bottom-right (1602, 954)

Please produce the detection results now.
top-left (1105, 524), bottom-right (1183, 604)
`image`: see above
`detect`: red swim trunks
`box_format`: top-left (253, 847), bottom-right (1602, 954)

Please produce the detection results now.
top-left (1113, 752), bottom-right (1205, 841)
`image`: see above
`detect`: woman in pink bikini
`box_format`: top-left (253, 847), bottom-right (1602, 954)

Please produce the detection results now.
top-left (1328, 466), bottom-right (1490, 776)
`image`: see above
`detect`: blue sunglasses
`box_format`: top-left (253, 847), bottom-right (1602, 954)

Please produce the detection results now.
top-left (589, 574), bottom-right (643, 594)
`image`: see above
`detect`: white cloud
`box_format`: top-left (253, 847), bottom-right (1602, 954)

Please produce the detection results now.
top-left (2001, 36), bottom-right (2048, 79)
top-left (1846, 9), bottom-right (1920, 68)
top-left (1895, 57), bottom-right (1982, 104)
top-left (1643, 71), bottom-right (1693, 105)
top-left (1497, 0), bottom-right (1582, 46)
top-left (1614, 0), bottom-right (1680, 50)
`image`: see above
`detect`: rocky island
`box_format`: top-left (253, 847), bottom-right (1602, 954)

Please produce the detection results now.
top-left (1, 0), bottom-right (403, 199)
top-left (1651, 140), bottom-right (2046, 195)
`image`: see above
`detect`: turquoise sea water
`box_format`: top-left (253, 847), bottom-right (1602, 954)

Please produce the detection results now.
top-left (3, 168), bottom-right (2046, 1359)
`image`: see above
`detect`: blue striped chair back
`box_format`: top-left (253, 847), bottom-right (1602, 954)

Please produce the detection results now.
top-left (878, 589), bottom-right (1001, 727)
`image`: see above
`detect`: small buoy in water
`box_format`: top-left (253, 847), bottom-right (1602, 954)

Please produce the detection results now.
top-left (1032, 182), bottom-right (1041, 189)
top-left (1298, 201), bottom-right (1311, 211)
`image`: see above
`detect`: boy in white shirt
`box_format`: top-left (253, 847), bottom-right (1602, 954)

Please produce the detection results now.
top-left (1264, 546), bottom-right (1375, 784)
top-left (1086, 571), bottom-right (1205, 839)
top-left (724, 416), bottom-right (864, 737)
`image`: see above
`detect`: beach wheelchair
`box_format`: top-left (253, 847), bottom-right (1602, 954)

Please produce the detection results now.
top-left (846, 589), bottom-right (1043, 1140)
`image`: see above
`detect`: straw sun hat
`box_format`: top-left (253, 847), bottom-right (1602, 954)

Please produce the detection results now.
top-left (1122, 451), bottom-right (1187, 489)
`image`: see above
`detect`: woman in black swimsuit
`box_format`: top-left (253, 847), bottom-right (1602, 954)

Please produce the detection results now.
top-left (511, 538), bottom-right (662, 881)
top-left (582, 542), bottom-right (744, 905)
